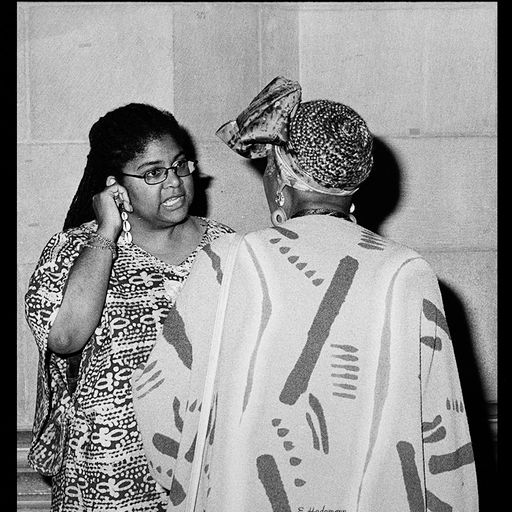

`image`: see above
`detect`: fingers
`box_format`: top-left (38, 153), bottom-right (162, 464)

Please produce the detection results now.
top-left (105, 176), bottom-right (133, 212)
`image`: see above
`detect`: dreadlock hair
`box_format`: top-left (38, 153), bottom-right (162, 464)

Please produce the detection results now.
top-left (63, 103), bottom-right (187, 230)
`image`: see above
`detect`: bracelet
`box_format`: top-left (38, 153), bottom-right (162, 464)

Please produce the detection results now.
top-left (84, 233), bottom-right (118, 260)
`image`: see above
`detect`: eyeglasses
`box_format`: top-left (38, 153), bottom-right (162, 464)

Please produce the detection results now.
top-left (122, 160), bottom-right (196, 185)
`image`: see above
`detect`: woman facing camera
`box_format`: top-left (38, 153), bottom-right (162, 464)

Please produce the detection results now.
top-left (133, 78), bottom-right (478, 511)
top-left (25, 103), bottom-right (233, 511)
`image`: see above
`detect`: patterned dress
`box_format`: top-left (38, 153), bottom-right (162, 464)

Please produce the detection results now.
top-left (25, 217), bottom-right (233, 512)
top-left (133, 215), bottom-right (478, 511)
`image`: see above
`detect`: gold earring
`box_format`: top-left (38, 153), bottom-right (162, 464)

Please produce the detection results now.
top-left (271, 191), bottom-right (288, 227)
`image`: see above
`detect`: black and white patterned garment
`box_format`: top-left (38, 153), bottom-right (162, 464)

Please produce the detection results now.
top-left (25, 217), bottom-right (233, 512)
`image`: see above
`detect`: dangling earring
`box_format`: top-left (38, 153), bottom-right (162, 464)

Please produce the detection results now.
top-left (271, 190), bottom-right (288, 227)
top-left (120, 205), bottom-right (132, 243)
top-left (349, 202), bottom-right (357, 224)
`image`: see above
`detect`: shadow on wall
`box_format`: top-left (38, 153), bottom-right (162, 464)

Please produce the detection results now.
top-left (439, 281), bottom-right (497, 509)
top-left (355, 136), bottom-right (401, 235)
top-left (179, 125), bottom-right (212, 218)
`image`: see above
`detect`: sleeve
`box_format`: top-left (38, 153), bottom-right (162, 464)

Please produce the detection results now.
top-left (416, 258), bottom-right (479, 511)
top-left (24, 229), bottom-right (87, 355)
top-left (24, 229), bottom-right (88, 439)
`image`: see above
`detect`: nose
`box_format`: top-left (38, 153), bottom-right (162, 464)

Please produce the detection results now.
top-left (163, 168), bottom-right (182, 188)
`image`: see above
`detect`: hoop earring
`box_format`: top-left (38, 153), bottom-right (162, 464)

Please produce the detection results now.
top-left (271, 207), bottom-right (288, 227)
top-left (120, 208), bottom-right (132, 243)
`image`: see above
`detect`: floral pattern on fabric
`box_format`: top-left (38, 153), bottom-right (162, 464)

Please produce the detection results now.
top-left (25, 217), bottom-right (233, 512)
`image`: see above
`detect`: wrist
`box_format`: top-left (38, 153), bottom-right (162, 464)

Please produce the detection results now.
top-left (85, 232), bottom-right (118, 260)
top-left (95, 225), bottom-right (119, 242)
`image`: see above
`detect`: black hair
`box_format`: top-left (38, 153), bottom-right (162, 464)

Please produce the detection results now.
top-left (63, 103), bottom-right (187, 230)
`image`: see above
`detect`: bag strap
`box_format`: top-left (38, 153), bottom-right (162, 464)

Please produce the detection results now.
top-left (185, 233), bottom-right (244, 512)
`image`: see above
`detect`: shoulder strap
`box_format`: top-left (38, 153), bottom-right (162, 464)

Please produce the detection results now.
top-left (185, 233), bottom-right (244, 512)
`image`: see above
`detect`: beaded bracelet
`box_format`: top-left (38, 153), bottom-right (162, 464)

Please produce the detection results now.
top-left (83, 232), bottom-right (118, 260)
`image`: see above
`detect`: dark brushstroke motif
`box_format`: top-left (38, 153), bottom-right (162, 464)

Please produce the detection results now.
top-left (422, 299), bottom-right (450, 337)
top-left (136, 359), bottom-right (157, 379)
top-left (184, 434), bottom-right (196, 462)
top-left (396, 441), bottom-right (425, 512)
top-left (305, 412), bottom-right (320, 451)
top-left (333, 392), bottom-right (356, 399)
top-left (309, 393), bottom-right (329, 454)
top-left (425, 490), bottom-right (453, 512)
top-left (333, 382), bottom-right (357, 390)
top-left (420, 336), bottom-right (443, 351)
top-left (169, 477), bottom-right (187, 506)
top-left (162, 307), bottom-right (193, 369)
top-left (422, 415), bottom-right (442, 432)
top-left (202, 244), bottom-right (223, 284)
top-left (280, 256), bottom-right (359, 405)
top-left (242, 243), bottom-right (272, 414)
top-left (271, 226), bottom-right (299, 240)
top-left (136, 378), bottom-right (165, 400)
top-left (358, 230), bottom-right (386, 251)
top-left (173, 397), bottom-right (183, 433)
top-left (135, 368), bottom-right (162, 391)
top-left (423, 427), bottom-right (446, 444)
top-left (256, 454), bottom-right (292, 512)
top-left (283, 441), bottom-right (294, 451)
top-left (429, 443), bottom-right (474, 474)
top-left (152, 433), bottom-right (179, 459)
top-left (330, 344), bottom-right (358, 352)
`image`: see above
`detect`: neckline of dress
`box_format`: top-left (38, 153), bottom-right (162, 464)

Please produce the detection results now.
top-left (119, 217), bottom-right (209, 269)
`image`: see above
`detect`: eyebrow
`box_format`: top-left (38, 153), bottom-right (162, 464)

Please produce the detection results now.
top-left (137, 152), bottom-right (185, 170)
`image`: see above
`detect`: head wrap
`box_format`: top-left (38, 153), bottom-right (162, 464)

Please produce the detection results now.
top-left (216, 76), bottom-right (373, 195)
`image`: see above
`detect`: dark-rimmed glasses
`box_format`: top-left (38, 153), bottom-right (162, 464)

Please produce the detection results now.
top-left (122, 160), bottom-right (196, 185)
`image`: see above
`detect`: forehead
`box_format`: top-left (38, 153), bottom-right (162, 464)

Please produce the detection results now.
top-left (135, 134), bottom-right (183, 163)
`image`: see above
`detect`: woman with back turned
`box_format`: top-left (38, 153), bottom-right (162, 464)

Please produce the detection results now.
top-left (24, 102), bottom-right (233, 511)
top-left (133, 78), bottom-right (478, 511)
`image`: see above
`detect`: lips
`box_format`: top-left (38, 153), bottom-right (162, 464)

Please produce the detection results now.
top-left (161, 194), bottom-right (185, 209)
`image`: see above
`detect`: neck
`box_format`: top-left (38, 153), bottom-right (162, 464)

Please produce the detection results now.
top-left (129, 216), bottom-right (195, 252)
top-left (292, 207), bottom-right (353, 222)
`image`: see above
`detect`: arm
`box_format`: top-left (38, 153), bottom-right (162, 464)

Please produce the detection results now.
top-left (46, 176), bottom-right (132, 354)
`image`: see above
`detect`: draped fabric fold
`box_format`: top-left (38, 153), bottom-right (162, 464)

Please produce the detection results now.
top-left (215, 76), bottom-right (302, 158)
top-left (133, 218), bottom-right (478, 511)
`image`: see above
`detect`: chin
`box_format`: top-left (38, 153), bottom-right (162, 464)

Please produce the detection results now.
top-left (162, 208), bottom-right (190, 226)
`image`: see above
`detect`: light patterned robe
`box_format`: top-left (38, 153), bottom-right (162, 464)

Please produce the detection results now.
top-left (132, 215), bottom-right (478, 512)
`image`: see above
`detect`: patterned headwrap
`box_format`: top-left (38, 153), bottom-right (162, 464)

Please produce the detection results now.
top-left (216, 76), bottom-right (373, 195)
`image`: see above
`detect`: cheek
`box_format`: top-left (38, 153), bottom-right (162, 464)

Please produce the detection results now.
top-left (263, 173), bottom-right (277, 211)
top-left (183, 178), bottom-right (195, 203)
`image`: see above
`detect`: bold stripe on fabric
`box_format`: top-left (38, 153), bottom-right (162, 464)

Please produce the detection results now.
top-left (203, 244), bottom-right (223, 284)
top-left (256, 454), bottom-right (293, 512)
top-left (396, 441), bottom-right (425, 512)
top-left (162, 307), bottom-right (193, 369)
top-left (280, 256), bottom-right (359, 406)
top-left (422, 299), bottom-right (450, 338)
top-left (271, 226), bottom-right (299, 240)
top-left (429, 442), bottom-right (475, 474)
top-left (242, 242), bottom-right (272, 416)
